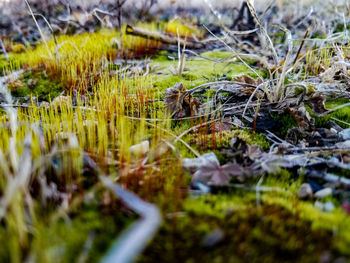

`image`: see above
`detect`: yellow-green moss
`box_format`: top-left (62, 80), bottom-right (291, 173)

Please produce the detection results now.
top-left (140, 191), bottom-right (348, 263)
top-left (151, 56), bottom-right (249, 92)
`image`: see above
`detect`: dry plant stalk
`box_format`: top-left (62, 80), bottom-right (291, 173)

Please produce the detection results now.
top-left (177, 30), bottom-right (187, 76)
top-left (125, 24), bottom-right (205, 49)
top-left (24, 0), bottom-right (53, 58)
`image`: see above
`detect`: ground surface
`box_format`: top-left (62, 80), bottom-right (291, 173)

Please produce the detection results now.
top-left (1, 1), bottom-right (350, 263)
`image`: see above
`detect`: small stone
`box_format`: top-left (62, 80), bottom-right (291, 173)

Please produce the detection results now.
top-left (315, 201), bottom-right (335, 212)
top-left (130, 140), bottom-right (149, 156)
top-left (343, 155), bottom-right (350, 164)
top-left (314, 188), bottom-right (333, 199)
top-left (320, 251), bottom-right (332, 263)
top-left (202, 228), bottom-right (224, 247)
top-left (330, 128), bottom-right (338, 135)
top-left (339, 128), bottom-right (350, 141)
top-left (298, 183), bottom-right (313, 200)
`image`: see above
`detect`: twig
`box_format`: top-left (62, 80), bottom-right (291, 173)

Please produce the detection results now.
top-left (292, 28), bottom-right (310, 66)
top-left (125, 25), bottom-right (205, 49)
top-left (187, 81), bottom-right (256, 94)
top-left (307, 171), bottom-right (350, 187)
top-left (146, 121), bottom-right (200, 157)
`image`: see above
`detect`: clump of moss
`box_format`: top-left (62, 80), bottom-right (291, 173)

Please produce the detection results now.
top-left (229, 129), bottom-right (270, 150)
top-left (305, 98), bottom-right (350, 128)
top-left (9, 69), bottom-right (63, 101)
top-left (165, 19), bottom-right (204, 39)
top-left (180, 128), bottom-right (269, 158)
top-left (0, 199), bottom-right (136, 263)
top-left (325, 98), bottom-right (350, 127)
top-left (139, 193), bottom-right (343, 263)
top-left (151, 53), bottom-right (249, 92)
top-left (0, 54), bottom-right (11, 74)
top-left (264, 169), bottom-right (303, 194)
top-left (270, 112), bottom-right (298, 137)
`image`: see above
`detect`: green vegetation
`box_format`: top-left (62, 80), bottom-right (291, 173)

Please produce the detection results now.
top-left (1, 9), bottom-right (350, 263)
top-left (140, 191), bottom-right (350, 263)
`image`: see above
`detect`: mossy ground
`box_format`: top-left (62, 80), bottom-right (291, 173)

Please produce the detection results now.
top-left (139, 173), bottom-right (350, 263)
top-left (1, 27), bottom-right (350, 263)
top-left (9, 68), bottom-right (63, 101)
top-left (151, 52), bottom-right (249, 92)
top-left (0, 201), bottom-right (136, 263)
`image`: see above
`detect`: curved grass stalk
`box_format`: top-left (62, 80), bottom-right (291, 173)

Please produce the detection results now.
top-left (24, 0), bottom-right (53, 58)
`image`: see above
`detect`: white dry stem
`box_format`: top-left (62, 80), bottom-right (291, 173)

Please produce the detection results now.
top-left (177, 29), bottom-right (187, 76)
top-left (0, 133), bottom-right (32, 219)
top-left (24, 0), bottom-right (53, 58)
top-left (0, 38), bottom-right (9, 60)
top-left (274, 25), bottom-right (293, 102)
top-left (101, 178), bottom-right (161, 263)
top-left (245, 0), bottom-right (279, 65)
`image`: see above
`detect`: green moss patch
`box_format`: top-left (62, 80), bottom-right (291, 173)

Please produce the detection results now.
top-left (9, 69), bottom-right (63, 101)
top-left (140, 192), bottom-right (348, 263)
top-left (151, 54), bottom-right (250, 92)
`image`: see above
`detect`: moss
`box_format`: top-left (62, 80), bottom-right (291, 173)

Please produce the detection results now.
top-left (306, 98), bottom-right (350, 128)
top-left (271, 111), bottom-right (298, 137)
top-left (264, 169), bottom-right (303, 194)
top-left (200, 51), bottom-right (232, 59)
top-left (151, 53), bottom-right (250, 92)
top-left (9, 69), bottom-right (63, 101)
top-left (177, 127), bottom-right (270, 159)
top-left (325, 98), bottom-right (350, 127)
top-left (0, 200), bottom-right (136, 263)
top-left (230, 129), bottom-right (270, 150)
top-left (140, 192), bottom-right (347, 263)
top-left (30, 202), bottom-right (135, 263)
top-left (165, 19), bottom-right (204, 39)
top-left (0, 54), bottom-right (15, 74)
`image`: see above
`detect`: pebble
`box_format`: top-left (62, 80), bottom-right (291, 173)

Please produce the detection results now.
top-left (339, 128), bottom-right (350, 141)
top-left (202, 228), bottom-right (224, 247)
top-left (130, 140), bottom-right (150, 156)
top-left (315, 201), bottom-right (335, 212)
top-left (298, 183), bottom-right (313, 200)
top-left (183, 152), bottom-right (217, 173)
top-left (314, 188), bottom-right (333, 199)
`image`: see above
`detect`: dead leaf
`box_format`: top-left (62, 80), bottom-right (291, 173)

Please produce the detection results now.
top-left (244, 144), bottom-right (263, 160)
top-left (285, 127), bottom-right (309, 145)
top-left (185, 153), bottom-right (244, 186)
top-left (306, 94), bottom-right (329, 116)
top-left (164, 83), bottom-right (200, 118)
top-left (235, 74), bottom-right (262, 86)
top-left (288, 105), bottom-right (314, 130)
